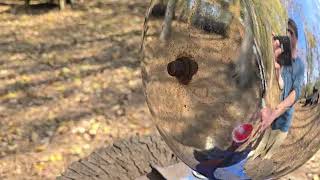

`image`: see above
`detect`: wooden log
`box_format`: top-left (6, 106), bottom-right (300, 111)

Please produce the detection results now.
top-left (57, 135), bottom-right (179, 180)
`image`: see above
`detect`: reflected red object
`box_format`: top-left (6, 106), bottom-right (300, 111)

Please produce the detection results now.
top-left (232, 123), bottom-right (253, 143)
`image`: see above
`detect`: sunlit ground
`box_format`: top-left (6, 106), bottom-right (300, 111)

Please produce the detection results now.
top-left (0, 1), bottom-right (318, 179)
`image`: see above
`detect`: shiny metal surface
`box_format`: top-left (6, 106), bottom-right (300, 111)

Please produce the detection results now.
top-left (141, 0), bottom-right (320, 179)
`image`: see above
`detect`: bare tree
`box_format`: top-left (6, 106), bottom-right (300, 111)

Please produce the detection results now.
top-left (160, 0), bottom-right (178, 42)
top-left (233, 6), bottom-right (256, 89)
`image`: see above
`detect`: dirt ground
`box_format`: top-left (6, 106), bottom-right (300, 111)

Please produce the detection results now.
top-left (0, 1), bottom-right (318, 180)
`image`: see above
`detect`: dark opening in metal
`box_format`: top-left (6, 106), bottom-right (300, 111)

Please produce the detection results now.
top-left (167, 56), bottom-right (198, 85)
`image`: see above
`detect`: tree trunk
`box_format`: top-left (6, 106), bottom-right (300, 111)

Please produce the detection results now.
top-left (59, 0), bottom-right (65, 10)
top-left (160, 0), bottom-right (178, 42)
top-left (24, 0), bottom-right (30, 7)
top-left (188, 0), bottom-right (202, 25)
top-left (234, 8), bottom-right (255, 89)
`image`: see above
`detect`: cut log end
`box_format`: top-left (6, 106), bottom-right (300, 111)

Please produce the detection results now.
top-left (57, 135), bottom-right (180, 180)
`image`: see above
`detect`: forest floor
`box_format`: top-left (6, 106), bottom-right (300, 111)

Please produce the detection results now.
top-left (0, 0), bottom-right (318, 179)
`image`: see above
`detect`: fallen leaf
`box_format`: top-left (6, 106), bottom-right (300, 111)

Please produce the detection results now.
top-left (103, 126), bottom-right (111, 134)
top-left (71, 145), bottom-right (83, 156)
top-left (21, 75), bottom-right (32, 83)
top-left (2, 92), bottom-right (19, 99)
top-left (62, 67), bottom-right (71, 74)
top-left (89, 122), bottom-right (100, 135)
top-left (71, 127), bottom-right (86, 134)
top-left (57, 125), bottom-right (68, 134)
top-left (73, 78), bottom-right (82, 86)
top-left (83, 133), bottom-right (91, 141)
top-left (49, 153), bottom-right (63, 162)
top-left (83, 144), bottom-right (90, 150)
top-left (35, 144), bottom-right (47, 152)
top-left (92, 82), bottom-right (101, 90)
top-left (54, 84), bottom-right (66, 92)
top-left (34, 162), bottom-right (45, 172)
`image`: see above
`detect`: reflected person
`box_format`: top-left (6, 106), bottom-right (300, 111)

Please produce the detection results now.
top-left (252, 18), bottom-right (305, 159)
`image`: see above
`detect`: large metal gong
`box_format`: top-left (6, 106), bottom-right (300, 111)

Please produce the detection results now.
top-left (141, 0), bottom-right (320, 179)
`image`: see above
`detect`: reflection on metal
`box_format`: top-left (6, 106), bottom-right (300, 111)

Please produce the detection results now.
top-left (187, 0), bottom-right (233, 36)
top-left (141, 0), bottom-right (320, 179)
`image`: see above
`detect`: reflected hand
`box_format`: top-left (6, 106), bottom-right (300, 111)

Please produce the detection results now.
top-left (272, 32), bottom-right (282, 70)
top-left (260, 107), bottom-right (276, 132)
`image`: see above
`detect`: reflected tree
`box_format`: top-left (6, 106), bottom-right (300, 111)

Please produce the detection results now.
top-left (304, 30), bottom-right (317, 96)
top-left (160, 0), bottom-right (178, 41)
